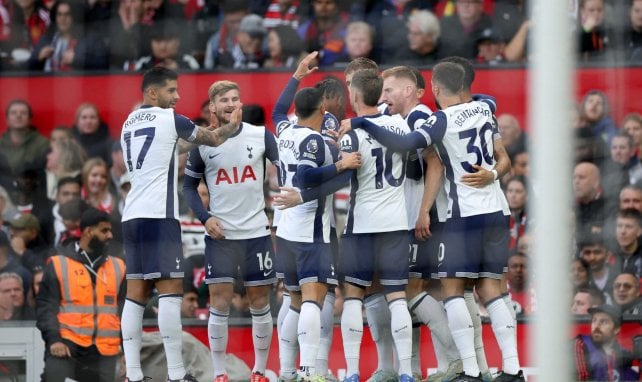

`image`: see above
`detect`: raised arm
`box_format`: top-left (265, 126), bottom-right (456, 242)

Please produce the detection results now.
top-left (272, 51), bottom-right (319, 131)
top-left (192, 105), bottom-right (243, 147)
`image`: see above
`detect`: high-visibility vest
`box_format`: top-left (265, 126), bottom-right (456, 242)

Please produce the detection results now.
top-left (51, 254), bottom-right (125, 356)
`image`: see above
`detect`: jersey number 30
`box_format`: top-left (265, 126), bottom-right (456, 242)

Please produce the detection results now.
top-left (458, 123), bottom-right (493, 173)
top-left (123, 127), bottom-right (156, 171)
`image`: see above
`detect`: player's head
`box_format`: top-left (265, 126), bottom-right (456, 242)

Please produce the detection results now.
top-left (141, 67), bottom-right (180, 109)
top-left (208, 80), bottom-right (241, 124)
top-left (344, 57), bottom-right (378, 87)
top-left (315, 76), bottom-right (347, 120)
top-left (294, 87), bottom-right (325, 121)
top-left (408, 66), bottom-right (426, 98)
top-left (439, 56), bottom-right (474, 91)
top-left (431, 62), bottom-right (465, 101)
top-left (349, 69), bottom-right (382, 110)
top-left (381, 66), bottom-right (419, 116)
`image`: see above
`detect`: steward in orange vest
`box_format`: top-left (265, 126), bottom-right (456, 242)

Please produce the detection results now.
top-left (36, 208), bottom-right (126, 382)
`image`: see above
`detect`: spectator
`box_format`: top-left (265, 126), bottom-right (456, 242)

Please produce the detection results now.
top-left (612, 208), bottom-right (642, 278)
top-left (0, 272), bottom-right (35, 320)
top-left (203, 1), bottom-right (249, 69)
top-left (36, 208), bottom-right (125, 382)
top-left (27, 265), bottom-right (44, 308)
top-left (28, 0), bottom-right (109, 71)
top-left (264, 24), bottom-right (306, 68)
top-left (2, 0), bottom-right (50, 70)
top-left (614, 132), bottom-right (642, 184)
top-left (0, 231), bottom-right (32, 296)
top-left (0, 281), bottom-right (13, 321)
top-left (57, 198), bottom-right (88, 246)
top-left (506, 176), bottom-right (529, 251)
top-left (578, 233), bottom-right (616, 305)
top-left (627, 0), bottom-right (642, 61)
top-left (70, 103), bottom-right (113, 165)
top-left (0, 99), bottom-right (49, 179)
top-left (297, 0), bottom-right (348, 66)
top-left (600, 133), bottom-right (636, 211)
top-left (572, 286), bottom-right (605, 315)
top-left (602, 184), bottom-right (642, 252)
top-left (497, 113), bottom-right (528, 159)
top-left (510, 150), bottom-right (529, 179)
top-left (439, 0), bottom-right (493, 59)
top-left (109, 141), bottom-right (127, 203)
top-left (571, 258), bottom-right (592, 289)
top-left (574, 161), bottom-right (606, 236)
top-left (575, 124), bottom-right (607, 165)
top-left (336, 21), bottom-right (374, 64)
top-left (622, 113), bottom-right (642, 158)
top-left (263, 0), bottom-right (301, 29)
top-left (128, 19), bottom-right (200, 71)
top-left (215, 13), bottom-right (267, 69)
top-left (108, 0), bottom-right (155, 69)
top-left (45, 137), bottom-right (87, 201)
top-left (81, 158), bottom-right (115, 215)
top-left (577, 0), bottom-right (617, 62)
top-left (51, 176), bottom-right (81, 245)
top-left (181, 282), bottom-right (200, 319)
top-left (506, 252), bottom-right (535, 316)
top-left (573, 304), bottom-right (639, 381)
top-left (49, 125), bottom-right (72, 143)
top-left (475, 27), bottom-right (506, 65)
top-left (394, 10), bottom-right (442, 65)
top-left (612, 272), bottom-right (642, 316)
top-left (5, 213), bottom-right (52, 272)
top-left (492, 0), bottom-right (528, 44)
top-left (580, 89), bottom-right (617, 147)
top-left (12, 167), bottom-right (55, 244)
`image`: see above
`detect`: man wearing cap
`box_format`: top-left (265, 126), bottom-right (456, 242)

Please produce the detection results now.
top-left (5, 213), bottom-right (53, 272)
top-left (573, 304), bottom-right (639, 381)
top-left (215, 14), bottom-right (266, 69)
top-left (475, 27), bottom-right (505, 65)
top-left (36, 208), bottom-right (125, 382)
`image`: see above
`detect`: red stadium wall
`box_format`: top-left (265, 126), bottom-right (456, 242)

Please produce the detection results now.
top-left (1, 67), bottom-right (641, 138)
top-left (152, 321), bottom-right (641, 382)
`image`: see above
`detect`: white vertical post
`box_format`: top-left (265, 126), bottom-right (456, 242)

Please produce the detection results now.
top-left (529, 1), bottom-right (575, 381)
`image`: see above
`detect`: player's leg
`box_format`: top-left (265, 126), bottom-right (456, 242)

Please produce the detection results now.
top-left (244, 235), bottom-right (278, 381)
top-left (439, 216), bottom-right (483, 380)
top-left (476, 212), bottom-right (523, 381)
top-left (463, 281), bottom-right (492, 382)
top-left (276, 237), bottom-right (301, 381)
top-left (121, 219), bottom-right (164, 382)
top-left (317, 227), bottom-right (340, 381)
top-left (378, 231), bottom-right (414, 381)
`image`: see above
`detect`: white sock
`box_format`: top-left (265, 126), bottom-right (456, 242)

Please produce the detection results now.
top-left (502, 293), bottom-right (518, 349)
top-left (251, 305), bottom-right (273, 374)
top-left (487, 297), bottom-right (520, 375)
top-left (365, 294), bottom-right (394, 372)
top-left (411, 318), bottom-right (421, 376)
top-left (122, 299), bottom-right (145, 381)
top-left (409, 292), bottom-right (459, 363)
top-left (298, 301), bottom-right (321, 370)
top-left (464, 290), bottom-right (489, 373)
top-left (208, 308), bottom-right (229, 376)
top-left (278, 293), bottom-right (291, 338)
top-left (279, 307), bottom-right (300, 378)
top-left (341, 298), bottom-right (364, 376)
top-left (445, 297), bottom-right (479, 377)
top-left (316, 292), bottom-right (335, 376)
top-left (388, 298), bottom-right (413, 376)
top-left (158, 294), bottom-right (186, 380)
top-left (431, 330), bottom-right (448, 373)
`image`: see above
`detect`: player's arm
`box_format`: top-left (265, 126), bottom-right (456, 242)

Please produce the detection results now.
top-left (191, 105), bottom-right (243, 147)
top-left (416, 147), bottom-right (443, 241)
top-left (264, 129), bottom-right (279, 166)
top-left (349, 113), bottom-right (444, 152)
top-left (296, 135), bottom-right (360, 188)
top-left (272, 51), bottom-right (319, 131)
top-left (183, 149), bottom-right (225, 239)
top-left (460, 118), bottom-right (511, 188)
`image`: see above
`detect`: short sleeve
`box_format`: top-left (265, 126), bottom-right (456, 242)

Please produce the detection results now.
top-left (339, 131), bottom-right (359, 153)
top-left (184, 147), bottom-right (205, 178)
top-left (175, 113), bottom-right (198, 141)
top-left (298, 134), bottom-right (326, 168)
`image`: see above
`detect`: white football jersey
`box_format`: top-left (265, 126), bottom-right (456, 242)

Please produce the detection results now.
top-left (404, 104), bottom-right (432, 227)
top-left (185, 123), bottom-right (278, 240)
top-left (121, 106), bottom-right (198, 221)
top-left (340, 113), bottom-right (409, 234)
top-left (276, 122), bottom-right (333, 243)
top-left (418, 100), bottom-right (510, 218)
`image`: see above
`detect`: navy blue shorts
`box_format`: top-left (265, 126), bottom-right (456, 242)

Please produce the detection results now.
top-left (275, 237), bottom-right (338, 292)
top-left (409, 221), bottom-right (444, 280)
top-left (340, 230), bottom-right (409, 291)
top-left (437, 211), bottom-right (509, 279)
top-left (204, 235), bottom-right (277, 287)
top-left (122, 218), bottom-right (184, 280)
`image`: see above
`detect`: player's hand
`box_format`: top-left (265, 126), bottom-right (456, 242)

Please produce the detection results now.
top-left (205, 217), bottom-right (225, 239)
top-left (337, 151), bottom-right (361, 171)
top-left (338, 119), bottom-right (352, 137)
top-left (460, 165), bottom-right (494, 188)
top-left (293, 51), bottom-right (319, 81)
top-left (273, 187), bottom-right (304, 209)
top-left (415, 212), bottom-right (432, 241)
top-left (230, 103), bottom-right (243, 128)
top-left (50, 342), bottom-right (71, 358)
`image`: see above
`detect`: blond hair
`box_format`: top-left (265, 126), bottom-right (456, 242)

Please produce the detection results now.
top-left (208, 81), bottom-right (240, 102)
